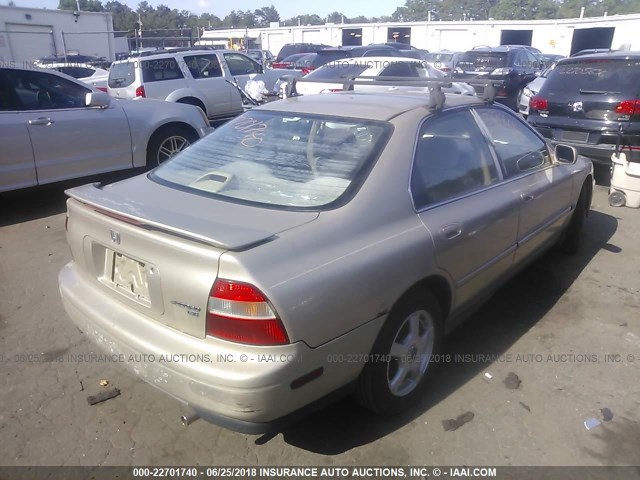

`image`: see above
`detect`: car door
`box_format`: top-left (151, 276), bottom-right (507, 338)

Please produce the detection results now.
top-left (474, 107), bottom-right (573, 264)
top-left (11, 69), bottom-right (132, 184)
top-left (222, 52), bottom-right (270, 97)
top-left (412, 109), bottom-right (519, 309)
top-left (0, 70), bottom-right (37, 192)
top-left (182, 53), bottom-right (232, 117)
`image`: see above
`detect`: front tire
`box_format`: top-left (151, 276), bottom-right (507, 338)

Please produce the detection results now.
top-left (146, 126), bottom-right (197, 167)
top-left (355, 290), bottom-right (443, 414)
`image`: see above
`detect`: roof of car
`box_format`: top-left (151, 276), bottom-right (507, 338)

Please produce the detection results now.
top-left (260, 91), bottom-right (484, 121)
top-left (113, 49), bottom-right (241, 62)
top-left (563, 50), bottom-right (640, 61)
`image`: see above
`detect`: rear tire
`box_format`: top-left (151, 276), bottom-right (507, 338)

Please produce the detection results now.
top-left (559, 184), bottom-right (589, 255)
top-left (146, 126), bottom-right (198, 167)
top-left (354, 290), bottom-right (443, 415)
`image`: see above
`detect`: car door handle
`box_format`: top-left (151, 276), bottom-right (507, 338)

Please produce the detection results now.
top-left (441, 223), bottom-right (463, 240)
top-left (29, 117), bottom-right (54, 126)
top-left (521, 192), bottom-right (535, 202)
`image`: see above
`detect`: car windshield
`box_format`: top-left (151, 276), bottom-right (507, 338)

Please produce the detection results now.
top-left (306, 63), bottom-right (369, 80)
top-left (458, 52), bottom-right (508, 70)
top-left (152, 111), bottom-right (390, 209)
top-left (544, 59), bottom-right (640, 96)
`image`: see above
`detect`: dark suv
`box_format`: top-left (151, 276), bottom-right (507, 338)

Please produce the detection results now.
top-left (275, 43), bottom-right (331, 62)
top-left (452, 46), bottom-right (541, 110)
top-left (528, 52), bottom-right (640, 166)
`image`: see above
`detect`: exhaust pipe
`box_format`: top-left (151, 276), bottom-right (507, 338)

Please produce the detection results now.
top-left (181, 412), bottom-right (200, 426)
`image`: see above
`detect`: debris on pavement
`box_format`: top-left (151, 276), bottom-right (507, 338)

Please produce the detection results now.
top-left (87, 388), bottom-right (121, 406)
top-left (484, 372), bottom-right (493, 380)
top-left (442, 411), bottom-right (475, 431)
top-left (503, 372), bottom-right (522, 390)
top-left (519, 401), bottom-right (531, 412)
top-left (601, 408), bottom-right (614, 422)
top-left (584, 417), bottom-right (601, 430)
top-left (79, 380), bottom-right (84, 392)
top-left (99, 379), bottom-right (109, 387)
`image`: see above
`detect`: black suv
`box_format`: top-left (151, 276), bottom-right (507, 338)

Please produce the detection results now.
top-left (452, 46), bottom-right (541, 110)
top-left (275, 43), bottom-right (331, 62)
top-left (528, 52), bottom-right (640, 166)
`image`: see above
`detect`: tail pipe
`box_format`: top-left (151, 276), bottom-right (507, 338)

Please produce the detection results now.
top-left (181, 412), bottom-right (200, 426)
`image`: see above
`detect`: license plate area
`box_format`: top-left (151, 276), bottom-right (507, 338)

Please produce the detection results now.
top-left (111, 251), bottom-right (151, 305)
top-left (561, 130), bottom-right (589, 143)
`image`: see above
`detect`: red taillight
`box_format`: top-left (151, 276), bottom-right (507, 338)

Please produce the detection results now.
top-left (271, 62), bottom-right (288, 69)
top-left (206, 279), bottom-right (289, 346)
top-left (615, 99), bottom-right (640, 116)
top-left (439, 67), bottom-right (451, 72)
top-left (135, 85), bottom-right (146, 98)
top-left (319, 88), bottom-right (342, 94)
top-left (96, 86), bottom-right (108, 92)
top-left (530, 95), bottom-right (548, 112)
top-left (301, 67), bottom-right (315, 75)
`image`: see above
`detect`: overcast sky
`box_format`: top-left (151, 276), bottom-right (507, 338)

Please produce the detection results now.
top-left (5, 0), bottom-right (406, 19)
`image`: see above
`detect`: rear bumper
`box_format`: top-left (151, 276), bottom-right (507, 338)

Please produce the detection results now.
top-left (59, 262), bottom-right (383, 433)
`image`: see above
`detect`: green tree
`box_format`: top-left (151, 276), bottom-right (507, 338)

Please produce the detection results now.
top-left (254, 5), bottom-right (280, 25)
top-left (58, 0), bottom-right (104, 12)
top-left (327, 11), bottom-right (345, 23)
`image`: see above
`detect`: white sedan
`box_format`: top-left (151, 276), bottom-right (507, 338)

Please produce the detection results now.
top-left (37, 62), bottom-right (110, 92)
top-left (0, 67), bottom-right (212, 192)
top-left (292, 57), bottom-right (476, 96)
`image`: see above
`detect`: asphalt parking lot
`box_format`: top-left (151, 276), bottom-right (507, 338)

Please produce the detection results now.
top-left (0, 171), bottom-right (639, 467)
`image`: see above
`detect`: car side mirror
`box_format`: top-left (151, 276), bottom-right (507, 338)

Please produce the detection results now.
top-left (85, 91), bottom-right (110, 108)
top-left (555, 144), bottom-right (577, 164)
top-left (257, 64), bottom-right (264, 74)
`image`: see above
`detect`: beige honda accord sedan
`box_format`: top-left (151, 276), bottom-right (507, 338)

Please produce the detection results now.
top-left (59, 86), bottom-right (593, 433)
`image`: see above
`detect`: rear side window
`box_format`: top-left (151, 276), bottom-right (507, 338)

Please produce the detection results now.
top-left (475, 108), bottom-right (549, 177)
top-left (141, 59), bottom-right (184, 82)
top-left (223, 53), bottom-right (261, 76)
top-left (59, 66), bottom-right (95, 79)
top-left (108, 62), bottom-right (135, 88)
top-left (380, 62), bottom-right (421, 78)
top-left (411, 110), bottom-right (500, 209)
top-left (542, 59), bottom-right (640, 97)
top-left (184, 54), bottom-right (222, 79)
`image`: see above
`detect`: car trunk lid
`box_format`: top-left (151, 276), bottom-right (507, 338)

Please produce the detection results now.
top-left (65, 175), bottom-right (318, 338)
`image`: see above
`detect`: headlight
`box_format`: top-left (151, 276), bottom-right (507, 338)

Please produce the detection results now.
top-left (490, 68), bottom-right (512, 75)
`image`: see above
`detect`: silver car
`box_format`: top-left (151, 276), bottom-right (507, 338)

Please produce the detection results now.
top-left (517, 62), bottom-right (558, 117)
top-left (59, 88), bottom-right (593, 433)
top-left (0, 67), bottom-right (212, 193)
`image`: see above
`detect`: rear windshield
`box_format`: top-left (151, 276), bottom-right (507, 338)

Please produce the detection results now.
top-left (277, 45), bottom-right (302, 61)
top-left (458, 52), bottom-right (508, 70)
top-left (312, 50), bottom-right (350, 67)
top-left (306, 63), bottom-right (369, 80)
top-left (425, 53), bottom-right (454, 62)
top-left (151, 111), bottom-right (390, 209)
top-left (108, 62), bottom-right (135, 88)
top-left (543, 59), bottom-right (640, 96)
